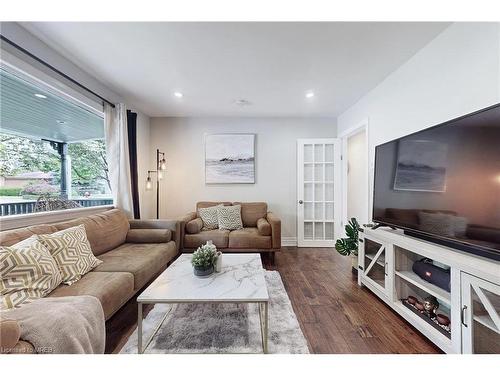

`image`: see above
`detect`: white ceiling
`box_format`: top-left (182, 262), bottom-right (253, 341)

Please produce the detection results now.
top-left (21, 22), bottom-right (450, 117)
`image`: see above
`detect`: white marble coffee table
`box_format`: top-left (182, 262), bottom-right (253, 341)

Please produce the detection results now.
top-left (137, 253), bottom-right (269, 353)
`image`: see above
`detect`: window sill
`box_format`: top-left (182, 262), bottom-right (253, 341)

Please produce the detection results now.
top-left (0, 205), bottom-right (114, 231)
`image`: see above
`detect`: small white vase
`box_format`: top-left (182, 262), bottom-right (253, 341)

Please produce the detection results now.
top-left (215, 252), bottom-right (222, 272)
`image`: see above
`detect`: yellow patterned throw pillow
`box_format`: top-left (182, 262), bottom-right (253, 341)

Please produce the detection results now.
top-left (0, 236), bottom-right (63, 310)
top-left (38, 224), bottom-right (102, 285)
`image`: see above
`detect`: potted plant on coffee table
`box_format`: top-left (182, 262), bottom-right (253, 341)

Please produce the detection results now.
top-left (191, 242), bottom-right (218, 277)
top-left (335, 218), bottom-right (361, 273)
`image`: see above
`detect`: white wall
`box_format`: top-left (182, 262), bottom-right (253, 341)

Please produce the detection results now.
top-left (150, 117), bottom-right (336, 240)
top-left (347, 129), bottom-right (368, 223)
top-left (338, 22), bottom-right (500, 218)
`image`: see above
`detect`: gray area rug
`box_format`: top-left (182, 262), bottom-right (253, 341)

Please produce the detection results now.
top-left (120, 271), bottom-right (309, 354)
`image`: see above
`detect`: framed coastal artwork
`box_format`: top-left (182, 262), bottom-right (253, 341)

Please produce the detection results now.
top-left (205, 134), bottom-right (255, 184)
top-left (393, 140), bottom-right (448, 192)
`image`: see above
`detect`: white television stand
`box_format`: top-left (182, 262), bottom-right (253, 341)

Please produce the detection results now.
top-left (358, 227), bottom-right (500, 354)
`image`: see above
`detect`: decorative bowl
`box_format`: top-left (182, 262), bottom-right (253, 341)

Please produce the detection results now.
top-left (407, 296), bottom-right (418, 305)
top-left (415, 301), bottom-right (425, 311)
top-left (436, 314), bottom-right (450, 326)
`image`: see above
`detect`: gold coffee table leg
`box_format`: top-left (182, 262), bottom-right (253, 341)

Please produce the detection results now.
top-left (259, 302), bottom-right (269, 353)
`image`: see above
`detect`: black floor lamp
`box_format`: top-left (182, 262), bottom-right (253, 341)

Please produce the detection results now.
top-left (146, 149), bottom-right (166, 219)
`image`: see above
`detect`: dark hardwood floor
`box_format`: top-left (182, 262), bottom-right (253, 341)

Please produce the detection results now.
top-left (272, 248), bottom-right (441, 354)
top-left (106, 247), bottom-right (441, 354)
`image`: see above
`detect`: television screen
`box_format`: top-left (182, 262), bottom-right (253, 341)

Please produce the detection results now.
top-left (373, 104), bottom-right (500, 261)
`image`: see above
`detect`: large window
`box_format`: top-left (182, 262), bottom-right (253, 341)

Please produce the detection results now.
top-left (0, 68), bottom-right (112, 216)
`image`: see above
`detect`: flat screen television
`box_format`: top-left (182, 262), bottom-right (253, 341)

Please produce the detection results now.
top-left (373, 103), bottom-right (500, 261)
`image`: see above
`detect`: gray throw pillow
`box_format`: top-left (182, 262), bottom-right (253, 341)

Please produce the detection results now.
top-left (451, 216), bottom-right (468, 238)
top-left (217, 205), bottom-right (243, 231)
top-left (418, 212), bottom-right (455, 237)
top-left (198, 205), bottom-right (222, 230)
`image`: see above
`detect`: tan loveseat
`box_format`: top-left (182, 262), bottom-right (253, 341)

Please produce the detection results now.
top-left (0, 208), bottom-right (180, 353)
top-left (179, 202), bottom-right (281, 258)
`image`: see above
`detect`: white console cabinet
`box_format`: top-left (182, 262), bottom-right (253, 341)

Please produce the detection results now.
top-left (358, 227), bottom-right (500, 354)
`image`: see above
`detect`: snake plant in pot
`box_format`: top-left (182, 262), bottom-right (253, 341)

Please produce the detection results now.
top-left (335, 218), bottom-right (361, 271)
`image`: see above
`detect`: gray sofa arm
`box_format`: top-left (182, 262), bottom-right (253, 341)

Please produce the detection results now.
top-left (128, 219), bottom-right (181, 251)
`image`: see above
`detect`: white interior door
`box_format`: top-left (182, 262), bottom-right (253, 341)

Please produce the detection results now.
top-left (297, 138), bottom-right (341, 247)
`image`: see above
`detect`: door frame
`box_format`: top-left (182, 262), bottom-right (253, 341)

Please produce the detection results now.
top-left (339, 118), bottom-right (371, 227)
top-left (296, 138), bottom-right (342, 247)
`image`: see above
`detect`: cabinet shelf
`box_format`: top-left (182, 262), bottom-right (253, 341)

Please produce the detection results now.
top-left (365, 252), bottom-right (385, 267)
top-left (395, 270), bottom-right (451, 305)
top-left (396, 301), bottom-right (452, 341)
top-left (474, 315), bottom-right (500, 334)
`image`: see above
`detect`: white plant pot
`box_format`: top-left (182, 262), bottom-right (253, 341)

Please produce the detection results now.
top-left (351, 254), bottom-right (358, 271)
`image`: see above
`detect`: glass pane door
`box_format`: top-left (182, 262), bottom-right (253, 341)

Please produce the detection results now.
top-left (363, 238), bottom-right (386, 290)
top-left (469, 284), bottom-right (500, 353)
top-left (298, 139), bottom-right (340, 247)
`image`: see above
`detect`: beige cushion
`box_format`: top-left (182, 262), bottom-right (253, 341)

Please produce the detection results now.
top-left (186, 218), bottom-right (203, 234)
top-left (38, 225), bottom-right (102, 285)
top-left (53, 209), bottom-right (129, 256)
top-left (257, 217), bottom-right (272, 236)
top-left (184, 229), bottom-right (229, 249)
top-left (126, 229), bottom-right (172, 243)
top-left (0, 224), bottom-right (58, 247)
top-left (49, 271), bottom-right (134, 320)
top-left (217, 205), bottom-right (243, 230)
top-left (228, 227), bottom-right (272, 249)
top-left (1, 236), bottom-right (62, 310)
top-left (234, 202), bottom-right (267, 227)
top-left (196, 201), bottom-right (232, 210)
top-left (93, 242), bottom-right (177, 290)
top-left (198, 205), bottom-right (221, 230)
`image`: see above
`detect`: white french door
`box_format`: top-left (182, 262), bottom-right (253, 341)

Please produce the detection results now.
top-left (297, 138), bottom-right (342, 247)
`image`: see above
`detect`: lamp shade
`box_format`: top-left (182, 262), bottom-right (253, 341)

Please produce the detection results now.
top-left (160, 158), bottom-right (167, 170)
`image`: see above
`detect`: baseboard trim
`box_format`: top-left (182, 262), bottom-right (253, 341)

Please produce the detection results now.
top-left (281, 237), bottom-right (297, 247)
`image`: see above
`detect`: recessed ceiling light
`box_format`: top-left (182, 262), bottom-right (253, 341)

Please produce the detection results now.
top-left (305, 91), bottom-right (315, 99)
top-left (174, 92), bottom-right (183, 98)
top-left (34, 93), bottom-right (47, 99)
top-left (56, 120), bottom-right (67, 125)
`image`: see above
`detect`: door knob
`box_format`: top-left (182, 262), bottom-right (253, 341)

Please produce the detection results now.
top-left (298, 200), bottom-right (303, 204)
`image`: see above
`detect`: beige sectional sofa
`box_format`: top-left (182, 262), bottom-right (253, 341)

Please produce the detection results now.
top-left (180, 202), bottom-right (281, 260)
top-left (0, 208), bottom-right (180, 353)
